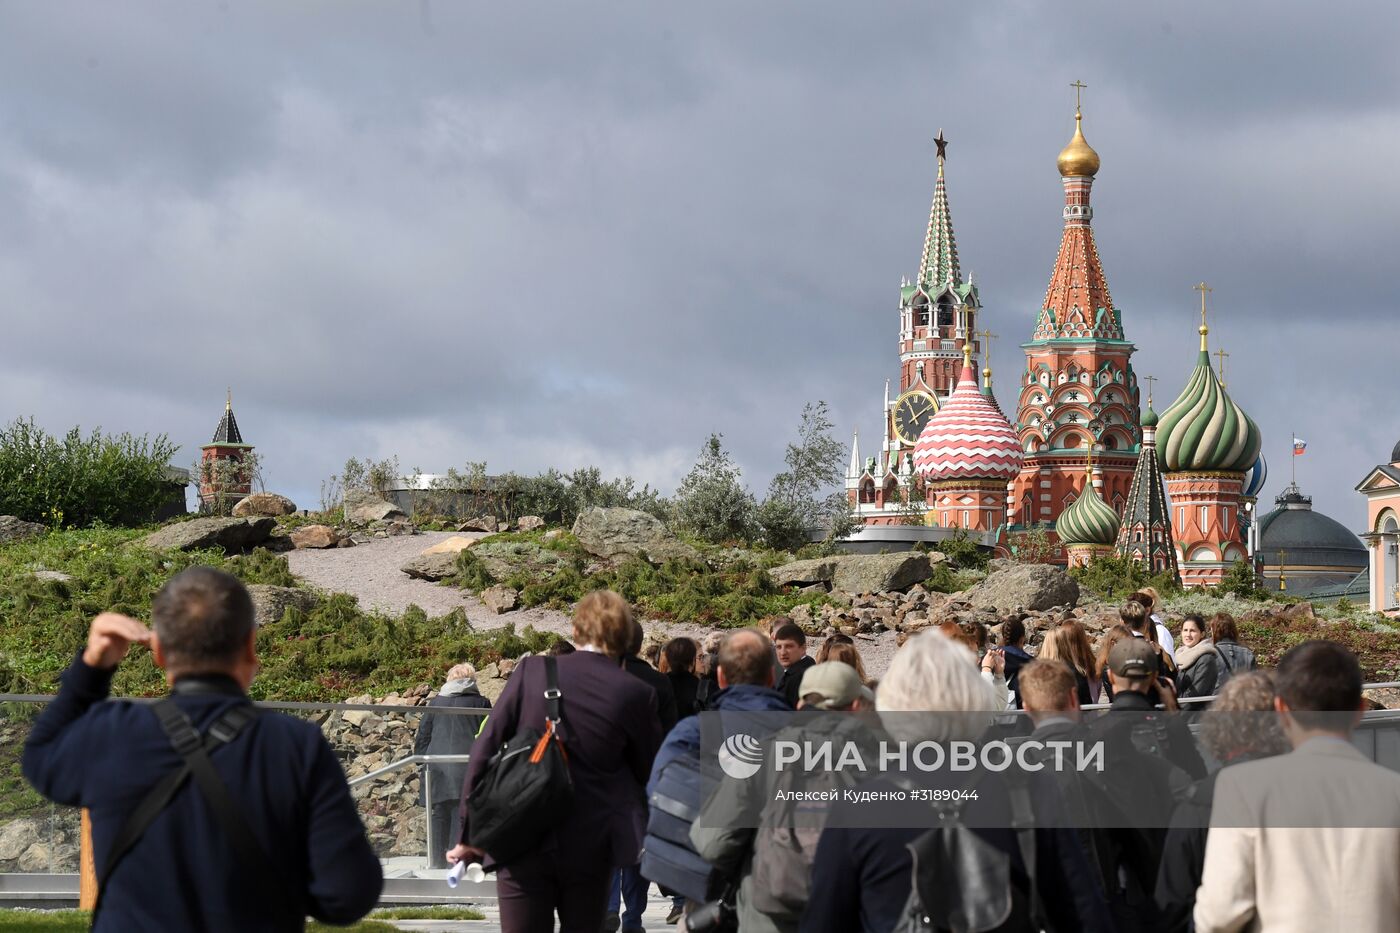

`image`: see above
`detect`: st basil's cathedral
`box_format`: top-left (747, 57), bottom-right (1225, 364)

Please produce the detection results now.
top-left (845, 93), bottom-right (1268, 586)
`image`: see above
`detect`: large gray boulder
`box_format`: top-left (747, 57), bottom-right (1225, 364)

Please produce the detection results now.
top-left (232, 492), bottom-right (298, 518)
top-left (343, 490), bottom-right (407, 525)
top-left (479, 585), bottom-right (520, 614)
top-left (246, 584), bottom-right (319, 627)
top-left (571, 507), bottom-right (699, 564)
top-left (771, 552), bottom-right (934, 595)
top-left (401, 550), bottom-right (462, 582)
top-left (962, 563), bottom-right (1079, 613)
top-left (142, 516), bottom-right (275, 553)
top-left (0, 516), bottom-right (46, 545)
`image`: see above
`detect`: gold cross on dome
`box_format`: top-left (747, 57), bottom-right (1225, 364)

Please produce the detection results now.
top-left (975, 327), bottom-right (997, 356)
top-left (1194, 281), bottom-right (1212, 328)
top-left (1144, 374), bottom-right (1157, 408)
top-left (1071, 80), bottom-right (1087, 113)
top-left (1214, 348), bottom-right (1230, 386)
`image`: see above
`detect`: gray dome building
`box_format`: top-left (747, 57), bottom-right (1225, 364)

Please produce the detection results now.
top-left (1257, 483), bottom-right (1368, 596)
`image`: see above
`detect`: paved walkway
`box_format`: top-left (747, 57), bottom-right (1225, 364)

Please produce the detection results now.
top-left (387, 893), bottom-right (679, 930)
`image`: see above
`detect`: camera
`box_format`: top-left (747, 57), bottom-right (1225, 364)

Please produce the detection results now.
top-left (685, 896), bottom-right (737, 933)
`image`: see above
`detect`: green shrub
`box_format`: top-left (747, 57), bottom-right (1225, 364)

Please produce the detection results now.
top-left (1217, 558), bottom-right (1266, 600)
top-left (0, 418), bottom-right (179, 528)
top-left (1071, 553), bottom-right (1181, 602)
top-left (940, 528), bottom-right (989, 571)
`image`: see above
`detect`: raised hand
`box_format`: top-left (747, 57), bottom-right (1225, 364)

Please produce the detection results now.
top-left (82, 613), bottom-right (153, 670)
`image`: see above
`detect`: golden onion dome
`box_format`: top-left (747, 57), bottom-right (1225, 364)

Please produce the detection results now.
top-left (1056, 112), bottom-right (1100, 177)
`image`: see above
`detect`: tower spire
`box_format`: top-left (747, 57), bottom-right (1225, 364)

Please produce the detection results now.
top-left (1037, 97), bottom-right (1114, 340)
top-left (917, 129), bottom-right (962, 291)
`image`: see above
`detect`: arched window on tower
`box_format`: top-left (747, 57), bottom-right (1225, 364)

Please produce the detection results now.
top-left (858, 476), bottom-right (876, 504)
top-left (936, 298), bottom-right (954, 329)
top-left (913, 295), bottom-right (929, 329)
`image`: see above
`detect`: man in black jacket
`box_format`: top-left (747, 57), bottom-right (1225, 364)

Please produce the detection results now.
top-left (22, 567), bottom-right (382, 932)
top-left (773, 623), bottom-right (816, 709)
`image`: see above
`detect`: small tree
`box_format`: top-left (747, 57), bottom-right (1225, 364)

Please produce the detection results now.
top-left (1008, 524), bottom-right (1058, 564)
top-left (895, 473), bottom-right (930, 527)
top-left (673, 434), bottom-right (757, 544)
top-left (1218, 558), bottom-right (1264, 600)
top-left (765, 402), bottom-right (847, 526)
top-left (193, 450), bottom-right (261, 517)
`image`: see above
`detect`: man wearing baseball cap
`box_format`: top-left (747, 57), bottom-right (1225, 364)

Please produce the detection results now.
top-left (1097, 637), bottom-right (1205, 779)
top-left (796, 661), bottom-right (874, 711)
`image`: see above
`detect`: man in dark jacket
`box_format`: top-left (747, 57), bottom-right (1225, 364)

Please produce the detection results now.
top-left (773, 623), bottom-right (816, 709)
top-left (1090, 638), bottom-right (1206, 782)
top-left (414, 662), bottom-right (492, 868)
top-left (22, 567), bottom-right (382, 932)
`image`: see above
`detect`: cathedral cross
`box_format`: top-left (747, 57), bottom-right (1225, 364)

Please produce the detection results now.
top-left (1194, 281), bottom-right (1212, 329)
top-left (1071, 80), bottom-right (1087, 113)
top-left (1144, 374), bottom-right (1157, 408)
top-left (1214, 348), bottom-right (1230, 386)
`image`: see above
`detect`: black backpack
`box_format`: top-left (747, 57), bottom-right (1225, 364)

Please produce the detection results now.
top-left (892, 774), bottom-right (1047, 933)
top-left (467, 656), bottom-right (574, 865)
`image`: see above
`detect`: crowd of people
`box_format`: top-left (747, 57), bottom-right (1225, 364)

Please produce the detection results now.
top-left (19, 568), bottom-right (1400, 933)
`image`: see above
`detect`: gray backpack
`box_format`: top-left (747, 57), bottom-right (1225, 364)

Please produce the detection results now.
top-left (892, 776), bottom-right (1046, 933)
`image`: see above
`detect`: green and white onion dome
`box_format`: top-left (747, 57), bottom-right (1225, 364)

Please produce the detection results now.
top-left (1057, 481), bottom-right (1120, 546)
top-left (1156, 343), bottom-right (1261, 473)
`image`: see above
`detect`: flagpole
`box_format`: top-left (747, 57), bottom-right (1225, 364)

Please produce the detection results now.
top-left (1291, 431), bottom-right (1296, 487)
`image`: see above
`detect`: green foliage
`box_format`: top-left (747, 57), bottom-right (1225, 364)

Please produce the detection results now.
top-left (371, 907), bottom-right (486, 920)
top-left (1070, 553), bottom-right (1181, 602)
top-left (1008, 525), bottom-right (1058, 564)
top-left (940, 528), bottom-right (989, 571)
top-left (755, 498), bottom-right (809, 552)
top-left (1217, 558), bottom-right (1265, 600)
top-left (427, 464), bottom-right (670, 527)
top-left (0, 527), bottom-right (562, 701)
top-left (0, 418), bottom-right (180, 528)
top-left (452, 548), bottom-right (498, 591)
top-left (673, 435), bottom-right (757, 545)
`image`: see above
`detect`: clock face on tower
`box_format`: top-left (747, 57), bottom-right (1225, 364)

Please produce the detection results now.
top-left (892, 390), bottom-right (939, 445)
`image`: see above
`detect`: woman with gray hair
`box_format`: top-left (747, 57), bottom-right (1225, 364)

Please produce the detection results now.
top-left (801, 630), bottom-right (1113, 933)
top-left (1154, 671), bottom-right (1289, 933)
top-left (414, 662), bottom-right (492, 868)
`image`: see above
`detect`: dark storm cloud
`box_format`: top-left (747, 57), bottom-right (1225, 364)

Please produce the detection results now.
top-left (0, 0), bottom-right (1393, 524)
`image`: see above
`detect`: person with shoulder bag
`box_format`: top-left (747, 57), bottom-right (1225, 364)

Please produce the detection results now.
top-left (448, 590), bottom-right (663, 933)
top-left (22, 567), bottom-right (383, 932)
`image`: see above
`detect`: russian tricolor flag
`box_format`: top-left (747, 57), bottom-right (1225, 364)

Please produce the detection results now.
top-left (1293, 438), bottom-right (1307, 456)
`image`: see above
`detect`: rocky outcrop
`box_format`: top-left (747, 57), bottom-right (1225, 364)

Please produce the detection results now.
top-left (290, 524), bottom-right (342, 549)
top-left (232, 492), bottom-right (298, 517)
top-left (517, 515), bottom-right (546, 532)
top-left (0, 516), bottom-right (46, 545)
top-left (772, 552), bottom-right (940, 595)
top-left (343, 490), bottom-right (407, 525)
top-left (571, 507), bottom-right (699, 564)
top-left (141, 516), bottom-right (275, 553)
top-left (383, 520), bottom-right (415, 537)
top-left (470, 539), bottom-right (568, 581)
top-left (246, 584), bottom-right (319, 627)
top-left (457, 515), bottom-right (499, 533)
top-left (401, 550), bottom-right (462, 582)
top-left (961, 562), bottom-right (1079, 613)
top-left (479, 585), bottom-right (520, 614)
top-left (325, 687), bottom-right (431, 857)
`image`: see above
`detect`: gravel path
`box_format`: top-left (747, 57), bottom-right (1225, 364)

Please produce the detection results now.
top-left (285, 532), bottom-right (901, 677)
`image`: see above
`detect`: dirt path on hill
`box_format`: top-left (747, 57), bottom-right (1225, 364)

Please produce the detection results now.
top-left (285, 532), bottom-right (901, 677)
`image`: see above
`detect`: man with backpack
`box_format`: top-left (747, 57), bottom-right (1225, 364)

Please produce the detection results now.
top-left (699, 662), bottom-right (877, 933)
top-left (22, 567), bottom-right (383, 932)
top-left (641, 630), bottom-right (791, 926)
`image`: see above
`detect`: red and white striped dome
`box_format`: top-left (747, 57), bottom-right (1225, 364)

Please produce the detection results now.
top-left (913, 360), bottom-right (1024, 482)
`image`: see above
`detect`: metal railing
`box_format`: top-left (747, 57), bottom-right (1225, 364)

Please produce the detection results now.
top-left (348, 754), bottom-right (471, 865)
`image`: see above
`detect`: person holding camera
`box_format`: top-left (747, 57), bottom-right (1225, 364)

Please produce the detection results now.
top-left (21, 567), bottom-right (383, 932)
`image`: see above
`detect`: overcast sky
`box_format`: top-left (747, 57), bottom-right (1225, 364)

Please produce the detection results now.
top-left (0, 1), bottom-right (1396, 527)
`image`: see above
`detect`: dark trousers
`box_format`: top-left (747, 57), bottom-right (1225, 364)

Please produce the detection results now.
top-left (497, 848), bottom-right (612, 933)
top-left (607, 863), bottom-right (648, 929)
top-left (428, 801), bottom-right (459, 869)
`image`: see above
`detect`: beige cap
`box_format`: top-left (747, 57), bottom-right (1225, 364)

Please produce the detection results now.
top-left (798, 661), bottom-right (873, 710)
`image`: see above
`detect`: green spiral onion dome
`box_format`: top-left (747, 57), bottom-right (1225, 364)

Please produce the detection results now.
top-left (1156, 346), bottom-right (1262, 473)
top-left (1057, 479), bottom-right (1121, 546)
